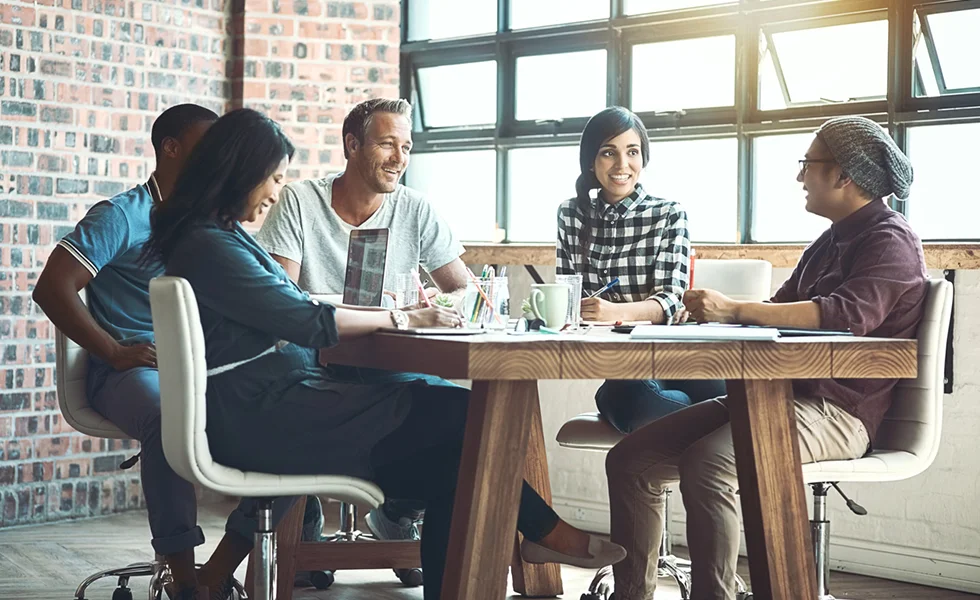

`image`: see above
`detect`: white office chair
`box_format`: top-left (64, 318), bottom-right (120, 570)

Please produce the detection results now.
top-left (149, 276), bottom-right (387, 600)
top-left (802, 278), bottom-right (952, 599)
top-left (559, 259), bottom-right (770, 599)
top-left (558, 277), bottom-right (952, 600)
top-left (55, 289), bottom-right (177, 600)
top-left (691, 259), bottom-right (773, 301)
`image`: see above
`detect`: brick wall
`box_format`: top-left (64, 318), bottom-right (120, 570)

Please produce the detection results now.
top-left (0, 0), bottom-right (400, 528)
top-left (233, 0), bottom-right (400, 182)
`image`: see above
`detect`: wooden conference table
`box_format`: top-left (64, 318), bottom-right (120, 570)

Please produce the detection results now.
top-left (319, 329), bottom-right (917, 600)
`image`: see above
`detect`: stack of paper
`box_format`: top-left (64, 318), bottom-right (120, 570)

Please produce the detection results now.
top-left (630, 325), bottom-right (780, 341)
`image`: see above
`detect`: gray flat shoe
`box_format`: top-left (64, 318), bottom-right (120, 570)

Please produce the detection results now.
top-left (520, 535), bottom-right (627, 569)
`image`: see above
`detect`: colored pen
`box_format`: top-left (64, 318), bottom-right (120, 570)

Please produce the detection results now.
top-left (411, 269), bottom-right (431, 308)
top-left (588, 277), bottom-right (620, 299)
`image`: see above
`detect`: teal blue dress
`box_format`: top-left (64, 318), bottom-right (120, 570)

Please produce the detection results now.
top-left (164, 221), bottom-right (415, 479)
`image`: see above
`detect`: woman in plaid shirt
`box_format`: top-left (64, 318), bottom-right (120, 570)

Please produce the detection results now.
top-left (557, 106), bottom-right (726, 433)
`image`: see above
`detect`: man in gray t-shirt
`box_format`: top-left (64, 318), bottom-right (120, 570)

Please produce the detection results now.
top-left (256, 101), bottom-right (468, 297)
top-left (256, 98), bottom-right (469, 587)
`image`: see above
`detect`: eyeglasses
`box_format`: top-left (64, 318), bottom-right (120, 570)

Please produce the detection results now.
top-left (798, 159), bottom-right (836, 176)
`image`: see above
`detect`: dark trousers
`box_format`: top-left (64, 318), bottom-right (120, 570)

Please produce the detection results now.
top-left (595, 378), bottom-right (728, 434)
top-left (227, 378), bottom-right (559, 600)
top-left (88, 363), bottom-right (205, 555)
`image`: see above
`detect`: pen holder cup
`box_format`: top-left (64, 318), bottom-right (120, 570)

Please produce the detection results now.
top-left (462, 277), bottom-right (509, 330)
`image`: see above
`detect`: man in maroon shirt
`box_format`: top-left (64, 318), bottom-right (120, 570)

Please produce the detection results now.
top-left (603, 116), bottom-right (928, 600)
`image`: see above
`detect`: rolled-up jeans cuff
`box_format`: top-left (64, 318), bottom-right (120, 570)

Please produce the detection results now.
top-left (151, 526), bottom-right (206, 555)
top-left (225, 496), bottom-right (301, 546)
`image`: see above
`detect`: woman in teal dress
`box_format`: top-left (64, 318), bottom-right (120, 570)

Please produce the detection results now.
top-left (142, 108), bottom-right (625, 600)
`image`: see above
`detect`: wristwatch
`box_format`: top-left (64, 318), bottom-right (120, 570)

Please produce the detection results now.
top-left (389, 309), bottom-right (410, 330)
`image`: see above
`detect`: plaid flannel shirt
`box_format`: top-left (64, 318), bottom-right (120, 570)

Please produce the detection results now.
top-left (556, 184), bottom-right (690, 320)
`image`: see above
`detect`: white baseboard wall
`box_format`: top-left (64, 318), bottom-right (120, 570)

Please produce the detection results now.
top-left (552, 496), bottom-right (980, 596)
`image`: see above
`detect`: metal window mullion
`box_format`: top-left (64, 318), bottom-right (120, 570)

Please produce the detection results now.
top-left (762, 31), bottom-right (793, 108)
top-left (918, 13), bottom-right (948, 95)
top-left (611, 0), bottom-right (624, 20)
top-left (497, 147), bottom-right (509, 241)
top-left (736, 17), bottom-right (758, 245)
top-left (609, 27), bottom-right (623, 107)
top-left (497, 0), bottom-right (513, 242)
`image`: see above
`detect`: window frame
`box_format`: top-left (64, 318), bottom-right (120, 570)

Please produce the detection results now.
top-left (400, 0), bottom-right (980, 243)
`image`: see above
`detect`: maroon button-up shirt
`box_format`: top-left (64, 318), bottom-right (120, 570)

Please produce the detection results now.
top-left (771, 200), bottom-right (928, 444)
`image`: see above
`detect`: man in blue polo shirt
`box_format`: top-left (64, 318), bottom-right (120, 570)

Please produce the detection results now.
top-left (33, 104), bottom-right (219, 599)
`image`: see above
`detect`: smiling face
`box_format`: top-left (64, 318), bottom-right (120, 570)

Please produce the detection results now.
top-left (798, 135), bottom-right (844, 219)
top-left (593, 128), bottom-right (644, 204)
top-left (242, 155), bottom-right (289, 223)
top-left (346, 111), bottom-right (413, 194)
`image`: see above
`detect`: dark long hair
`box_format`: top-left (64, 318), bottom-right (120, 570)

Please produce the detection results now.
top-left (142, 108), bottom-right (295, 266)
top-left (574, 106), bottom-right (650, 266)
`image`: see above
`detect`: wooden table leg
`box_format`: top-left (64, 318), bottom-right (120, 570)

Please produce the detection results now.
top-left (245, 496), bottom-right (306, 600)
top-left (511, 384), bottom-right (563, 597)
top-left (727, 379), bottom-right (817, 600)
top-left (441, 380), bottom-right (538, 600)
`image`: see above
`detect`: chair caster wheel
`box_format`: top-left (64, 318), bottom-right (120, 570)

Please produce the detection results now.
top-left (395, 567), bottom-right (423, 587)
top-left (310, 570), bottom-right (335, 590)
top-left (112, 588), bottom-right (134, 600)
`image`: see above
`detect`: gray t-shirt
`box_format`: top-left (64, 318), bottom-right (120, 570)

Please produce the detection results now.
top-left (256, 173), bottom-right (464, 294)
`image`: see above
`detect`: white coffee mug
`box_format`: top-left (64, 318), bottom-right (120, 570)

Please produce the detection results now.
top-left (530, 283), bottom-right (571, 329)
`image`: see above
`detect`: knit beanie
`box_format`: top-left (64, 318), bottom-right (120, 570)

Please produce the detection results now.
top-left (815, 117), bottom-right (913, 200)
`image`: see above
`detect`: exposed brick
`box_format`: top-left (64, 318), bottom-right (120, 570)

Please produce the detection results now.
top-left (0, 200), bottom-right (32, 218)
top-left (36, 201), bottom-right (67, 220)
top-left (1, 100), bottom-right (37, 117)
top-left (89, 134), bottom-right (117, 154)
top-left (40, 106), bottom-right (72, 124)
top-left (93, 181), bottom-right (125, 197)
top-left (55, 178), bottom-right (88, 195)
top-left (17, 176), bottom-right (53, 196)
top-left (1, 150), bottom-right (33, 167)
top-left (1, 0), bottom-right (395, 531)
top-left (93, 454), bottom-right (126, 473)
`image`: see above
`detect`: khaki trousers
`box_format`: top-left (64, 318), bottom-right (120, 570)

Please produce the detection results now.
top-left (606, 395), bottom-right (869, 600)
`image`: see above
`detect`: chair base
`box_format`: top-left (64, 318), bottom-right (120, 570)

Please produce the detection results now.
top-left (74, 561), bottom-right (247, 600)
top-left (580, 559), bottom-right (750, 600)
top-left (74, 561), bottom-right (165, 600)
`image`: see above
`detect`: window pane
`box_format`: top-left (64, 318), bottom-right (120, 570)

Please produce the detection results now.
top-left (922, 8), bottom-right (980, 92)
top-left (632, 35), bottom-right (735, 112)
top-left (406, 151), bottom-right (498, 242)
top-left (507, 146), bottom-right (580, 243)
top-left (510, 0), bottom-right (608, 30)
top-left (626, 0), bottom-right (732, 15)
top-left (906, 123), bottom-right (980, 240)
top-left (641, 138), bottom-right (738, 243)
top-left (760, 20), bottom-right (888, 110)
top-left (408, 0), bottom-right (496, 41)
top-left (752, 133), bottom-right (828, 243)
top-left (418, 61), bottom-right (497, 128)
top-left (515, 50), bottom-right (607, 121)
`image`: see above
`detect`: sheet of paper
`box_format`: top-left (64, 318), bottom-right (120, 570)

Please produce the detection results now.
top-left (630, 324), bottom-right (779, 341)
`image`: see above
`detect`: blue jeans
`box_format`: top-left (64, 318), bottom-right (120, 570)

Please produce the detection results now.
top-left (88, 362), bottom-right (206, 555)
top-left (595, 379), bottom-right (727, 434)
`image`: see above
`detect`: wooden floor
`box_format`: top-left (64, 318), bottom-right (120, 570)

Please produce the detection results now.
top-left (0, 500), bottom-right (974, 600)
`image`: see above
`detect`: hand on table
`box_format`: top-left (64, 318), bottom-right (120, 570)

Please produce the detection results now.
top-left (682, 289), bottom-right (740, 324)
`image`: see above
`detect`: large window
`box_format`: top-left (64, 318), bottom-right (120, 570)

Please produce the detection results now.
top-left (403, 0), bottom-right (980, 243)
